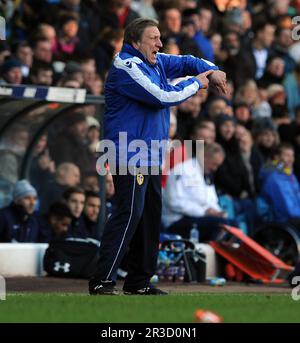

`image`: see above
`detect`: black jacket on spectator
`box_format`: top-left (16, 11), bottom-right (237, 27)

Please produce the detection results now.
top-left (83, 214), bottom-right (100, 241)
top-left (69, 216), bottom-right (98, 240)
top-left (0, 203), bottom-right (44, 242)
top-left (94, 41), bottom-right (115, 75)
top-left (39, 181), bottom-right (68, 214)
top-left (257, 70), bottom-right (284, 89)
top-left (215, 137), bottom-right (253, 198)
top-left (246, 146), bottom-right (264, 193)
top-left (256, 144), bottom-right (276, 163)
top-left (38, 215), bottom-right (70, 243)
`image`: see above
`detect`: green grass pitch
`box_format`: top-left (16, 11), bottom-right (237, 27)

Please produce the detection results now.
top-left (0, 293), bottom-right (299, 323)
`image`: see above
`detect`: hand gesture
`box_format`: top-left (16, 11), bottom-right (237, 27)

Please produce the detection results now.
top-left (195, 70), bottom-right (214, 89)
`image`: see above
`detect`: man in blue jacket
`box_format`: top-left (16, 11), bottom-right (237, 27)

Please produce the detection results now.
top-left (261, 143), bottom-right (300, 222)
top-left (89, 18), bottom-right (227, 295)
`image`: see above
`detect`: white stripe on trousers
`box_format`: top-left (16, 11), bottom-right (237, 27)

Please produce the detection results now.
top-left (105, 174), bottom-right (137, 280)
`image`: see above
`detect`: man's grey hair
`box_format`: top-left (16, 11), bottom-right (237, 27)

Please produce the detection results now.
top-left (204, 142), bottom-right (225, 158)
top-left (124, 18), bottom-right (159, 45)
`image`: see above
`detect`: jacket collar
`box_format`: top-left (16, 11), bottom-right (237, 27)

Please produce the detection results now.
top-left (11, 202), bottom-right (30, 222)
top-left (121, 43), bottom-right (156, 66)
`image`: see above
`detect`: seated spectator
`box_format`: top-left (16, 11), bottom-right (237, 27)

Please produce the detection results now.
top-left (0, 57), bottom-right (23, 85)
top-left (0, 125), bottom-right (29, 184)
top-left (0, 180), bottom-right (43, 242)
top-left (260, 143), bottom-right (300, 221)
top-left (36, 23), bottom-right (57, 51)
top-left (53, 14), bottom-right (80, 61)
top-left (235, 80), bottom-right (272, 119)
top-left (100, 0), bottom-right (139, 30)
top-left (32, 38), bottom-right (53, 64)
top-left (189, 120), bottom-right (216, 144)
top-left (56, 61), bottom-right (84, 87)
top-left (41, 202), bottom-right (73, 241)
top-left (63, 186), bottom-right (86, 238)
top-left (49, 112), bottom-right (94, 174)
top-left (257, 56), bottom-right (285, 89)
top-left (162, 142), bottom-right (236, 241)
top-left (30, 134), bottom-right (56, 195)
top-left (176, 93), bottom-right (203, 139)
top-left (214, 114), bottom-right (253, 199)
top-left (93, 27), bottom-right (124, 76)
top-left (162, 110), bottom-right (189, 188)
top-left (83, 191), bottom-right (101, 240)
top-left (252, 117), bottom-right (280, 163)
top-left (207, 96), bottom-right (233, 120)
top-left (29, 61), bottom-right (53, 86)
top-left (40, 162), bottom-right (80, 213)
top-left (0, 42), bottom-right (11, 65)
top-left (83, 171), bottom-right (100, 193)
top-left (235, 124), bottom-right (264, 194)
top-left (12, 41), bottom-right (33, 78)
top-left (233, 102), bottom-right (252, 130)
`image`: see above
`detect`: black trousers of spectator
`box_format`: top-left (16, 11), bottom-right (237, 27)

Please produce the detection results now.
top-left (90, 171), bottom-right (162, 290)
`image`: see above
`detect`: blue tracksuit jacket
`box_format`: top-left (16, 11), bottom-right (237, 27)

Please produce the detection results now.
top-left (103, 43), bottom-right (218, 167)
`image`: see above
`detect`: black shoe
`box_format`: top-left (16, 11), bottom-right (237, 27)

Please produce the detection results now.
top-left (123, 284), bottom-right (168, 295)
top-left (89, 282), bottom-right (119, 295)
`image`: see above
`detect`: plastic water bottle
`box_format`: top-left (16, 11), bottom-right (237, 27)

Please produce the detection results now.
top-left (190, 223), bottom-right (199, 244)
top-left (177, 260), bottom-right (186, 282)
top-left (166, 261), bottom-right (178, 282)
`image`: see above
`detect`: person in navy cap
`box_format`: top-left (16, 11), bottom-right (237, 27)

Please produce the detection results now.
top-left (0, 180), bottom-right (44, 242)
top-left (0, 57), bottom-right (23, 85)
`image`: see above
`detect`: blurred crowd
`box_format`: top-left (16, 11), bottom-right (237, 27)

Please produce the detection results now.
top-left (1, 0), bottom-right (300, 244)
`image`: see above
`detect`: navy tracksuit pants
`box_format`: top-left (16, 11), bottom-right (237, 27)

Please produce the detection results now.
top-left (91, 172), bottom-right (162, 290)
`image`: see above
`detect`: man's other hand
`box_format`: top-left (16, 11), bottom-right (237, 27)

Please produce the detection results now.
top-left (207, 70), bottom-right (228, 95)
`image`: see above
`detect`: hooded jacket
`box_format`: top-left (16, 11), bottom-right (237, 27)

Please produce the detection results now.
top-left (103, 43), bottom-right (218, 167)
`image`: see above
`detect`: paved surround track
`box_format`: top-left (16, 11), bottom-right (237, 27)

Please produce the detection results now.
top-left (5, 277), bottom-right (291, 294)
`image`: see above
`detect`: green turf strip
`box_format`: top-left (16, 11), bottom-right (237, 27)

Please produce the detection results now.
top-left (0, 293), bottom-right (299, 323)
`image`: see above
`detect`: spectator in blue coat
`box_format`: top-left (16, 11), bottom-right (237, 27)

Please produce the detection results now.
top-left (0, 180), bottom-right (43, 242)
top-left (260, 143), bottom-right (300, 221)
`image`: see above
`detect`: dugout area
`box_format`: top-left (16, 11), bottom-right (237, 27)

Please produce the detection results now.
top-left (0, 85), bottom-right (106, 237)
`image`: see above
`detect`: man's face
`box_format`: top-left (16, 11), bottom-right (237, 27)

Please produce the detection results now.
top-left (33, 70), bottom-right (53, 86)
top-left (16, 195), bottom-right (37, 215)
top-left (67, 193), bottom-right (85, 218)
top-left (277, 29), bottom-right (293, 49)
top-left (259, 130), bottom-right (275, 147)
top-left (50, 216), bottom-right (71, 234)
top-left (133, 26), bottom-right (163, 65)
top-left (219, 120), bottom-right (235, 140)
top-left (204, 152), bottom-right (224, 174)
top-left (209, 99), bottom-right (227, 118)
top-left (66, 166), bottom-right (80, 186)
top-left (235, 106), bottom-right (250, 122)
top-left (194, 127), bottom-right (215, 144)
top-left (259, 25), bottom-right (275, 48)
top-left (17, 46), bottom-right (33, 66)
top-left (72, 120), bottom-right (87, 139)
top-left (84, 196), bottom-right (101, 222)
top-left (164, 9), bottom-right (181, 34)
top-left (268, 58), bottom-right (284, 77)
top-left (34, 41), bottom-right (52, 63)
top-left (279, 148), bottom-right (295, 169)
top-left (83, 176), bottom-right (99, 192)
top-left (5, 67), bottom-right (22, 84)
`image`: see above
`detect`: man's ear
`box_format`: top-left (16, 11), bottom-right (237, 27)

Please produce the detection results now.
top-left (132, 41), bottom-right (140, 50)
